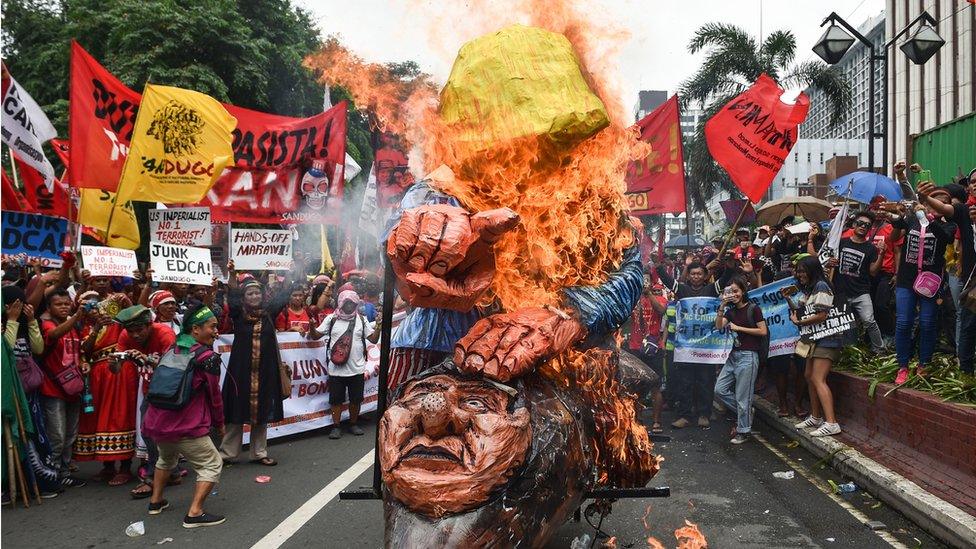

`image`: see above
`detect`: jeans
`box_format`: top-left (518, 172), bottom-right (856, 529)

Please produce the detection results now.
top-left (714, 350), bottom-right (758, 434)
top-left (895, 287), bottom-right (939, 367)
top-left (40, 396), bottom-right (80, 475)
top-left (947, 273), bottom-right (963, 349)
top-left (674, 362), bottom-right (717, 419)
top-left (958, 306), bottom-right (975, 374)
top-left (847, 293), bottom-right (885, 353)
top-left (872, 273), bottom-right (895, 338)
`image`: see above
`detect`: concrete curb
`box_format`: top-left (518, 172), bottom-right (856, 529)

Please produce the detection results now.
top-left (753, 396), bottom-right (976, 549)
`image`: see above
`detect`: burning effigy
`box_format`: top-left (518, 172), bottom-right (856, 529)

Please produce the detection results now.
top-left (360, 24), bottom-right (662, 547)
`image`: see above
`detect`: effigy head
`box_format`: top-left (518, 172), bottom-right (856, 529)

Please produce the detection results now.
top-left (379, 366), bottom-right (531, 518)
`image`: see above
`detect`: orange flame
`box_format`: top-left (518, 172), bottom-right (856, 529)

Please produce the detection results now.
top-left (675, 520), bottom-right (708, 549)
top-left (307, 0), bottom-right (657, 490)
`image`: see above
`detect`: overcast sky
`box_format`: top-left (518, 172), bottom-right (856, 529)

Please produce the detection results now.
top-left (300, 0), bottom-right (885, 117)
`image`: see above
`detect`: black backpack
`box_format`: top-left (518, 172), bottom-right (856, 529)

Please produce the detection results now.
top-left (146, 345), bottom-right (211, 410)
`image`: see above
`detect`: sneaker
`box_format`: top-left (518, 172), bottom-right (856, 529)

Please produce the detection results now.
top-left (671, 418), bottom-right (690, 429)
top-left (40, 490), bottom-right (61, 499)
top-left (348, 424), bottom-right (364, 436)
top-left (148, 499), bottom-right (169, 515)
top-left (329, 427), bottom-right (342, 439)
top-left (730, 433), bottom-right (750, 444)
top-left (697, 416), bottom-right (710, 428)
top-left (183, 512), bottom-right (226, 528)
top-left (810, 422), bottom-right (842, 437)
top-left (895, 368), bottom-right (909, 385)
top-left (61, 476), bottom-right (87, 488)
top-left (794, 416), bottom-right (823, 429)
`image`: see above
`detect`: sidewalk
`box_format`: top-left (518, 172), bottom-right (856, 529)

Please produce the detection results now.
top-left (753, 396), bottom-right (976, 549)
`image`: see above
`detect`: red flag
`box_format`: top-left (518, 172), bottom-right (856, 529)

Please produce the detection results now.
top-left (625, 95), bottom-right (686, 215)
top-left (2, 171), bottom-right (35, 213)
top-left (50, 138), bottom-right (70, 167)
top-left (68, 41), bottom-right (140, 191)
top-left (16, 157), bottom-right (71, 219)
top-left (68, 42), bottom-right (348, 223)
top-left (705, 74), bottom-right (808, 203)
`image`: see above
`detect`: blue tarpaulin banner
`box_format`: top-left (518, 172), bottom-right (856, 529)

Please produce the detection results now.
top-left (671, 278), bottom-right (801, 364)
top-left (1, 212), bottom-right (68, 266)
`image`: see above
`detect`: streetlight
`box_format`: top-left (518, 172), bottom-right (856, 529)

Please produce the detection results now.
top-left (813, 11), bottom-right (945, 173)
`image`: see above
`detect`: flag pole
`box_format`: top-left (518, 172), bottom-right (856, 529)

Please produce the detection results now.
top-left (9, 150), bottom-right (21, 188)
top-left (716, 199), bottom-right (752, 257)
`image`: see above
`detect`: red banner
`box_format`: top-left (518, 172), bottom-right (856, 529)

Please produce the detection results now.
top-left (2, 171), bottom-right (34, 213)
top-left (625, 95), bottom-right (686, 215)
top-left (705, 74), bottom-right (808, 203)
top-left (68, 41), bottom-right (348, 224)
top-left (16, 157), bottom-right (71, 219)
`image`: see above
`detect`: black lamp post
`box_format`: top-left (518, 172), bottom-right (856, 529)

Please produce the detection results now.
top-left (813, 11), bottom-right (945, 174)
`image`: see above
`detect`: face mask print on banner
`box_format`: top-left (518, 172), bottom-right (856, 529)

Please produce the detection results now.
top-left (705, 74), bottom-right (809, 203)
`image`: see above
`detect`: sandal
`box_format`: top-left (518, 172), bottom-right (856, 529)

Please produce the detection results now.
top-left (651, 423), bottom-right (664, 434)
top-left (130, 482), bottom-right (153, 499)
top-left (93, 467), bottom-right (117, 482)
top-left (251, 457), bottom-right (277, 467)
top-left (108, 471), bottom-right (133, 486)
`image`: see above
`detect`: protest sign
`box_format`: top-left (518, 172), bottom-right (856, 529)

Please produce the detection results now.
top-left (81, 245), bottom-right (138, 277)
top-left (673, 296), bottom-right (731, 364)
top-left (230, 228), bottom-right (293, 270)
top-left (149, 242), bottom-right (213, 286)
top-left (747, 277), bottom-right (800, 357)
top-left (215, 331), bottom-right (381, 442)
top-left (800, 304), bottom-right (855, 341)
top-left (1, 212), bottom-right (68, 267)
top-left (148, 207), bottom-right (212, 246)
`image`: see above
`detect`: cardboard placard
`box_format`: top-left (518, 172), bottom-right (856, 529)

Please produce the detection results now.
top-left (148, 207), bottom-right (212, 246)
top-left (230, 228), bottom-right (293, 270)
top-left (799, 304), bottom-right (855, 341)
top-left (1, 212), bottom-right (69, 267)
top-left (149, 241), bottom-right (213, 286)
top-left (81, 245), bottom-right (138, 278)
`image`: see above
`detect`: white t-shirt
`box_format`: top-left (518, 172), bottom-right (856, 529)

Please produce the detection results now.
top-left (315, 314), bottom-right (374, 377)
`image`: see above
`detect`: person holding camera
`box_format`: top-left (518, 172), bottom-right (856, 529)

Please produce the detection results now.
top-left (887, 179), bottom-right (964, 383)
top-left (713, 277), bottom-right (767, 444)
top-left (112, 305), bottom-right (177, 499)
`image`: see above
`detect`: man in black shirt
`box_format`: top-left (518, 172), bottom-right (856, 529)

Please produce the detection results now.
top-left (655, 262), bottom-right (719, 429)
top-left (828, 211), bottom-right (885, 353)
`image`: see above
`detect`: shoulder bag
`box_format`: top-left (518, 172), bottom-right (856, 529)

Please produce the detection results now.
top-left (912, 223), bottom-right (942, 298)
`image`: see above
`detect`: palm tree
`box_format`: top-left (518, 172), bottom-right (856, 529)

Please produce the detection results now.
top-left (679, 24), bottom-right (851, 213)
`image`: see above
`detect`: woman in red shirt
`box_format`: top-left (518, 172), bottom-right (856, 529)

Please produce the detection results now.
top-left (276, 286), bottom-right (313, 335)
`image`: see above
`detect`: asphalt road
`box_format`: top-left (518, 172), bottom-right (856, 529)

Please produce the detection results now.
top-left (2, 409), bottom-right (944, 549)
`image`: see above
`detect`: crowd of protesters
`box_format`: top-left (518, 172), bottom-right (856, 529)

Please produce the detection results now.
top-left (1, 162), bottom-right (973, 525)
top-left (1, 252), bottom-right (383, 527)
top-left (627, 166), bottom-right (976, 444)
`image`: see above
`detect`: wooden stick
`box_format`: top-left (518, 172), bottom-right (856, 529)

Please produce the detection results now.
top-left (3, 418), bottom-right (30, 508)
top-left (3, 419), bottom-right (17, 506)
top-left (11, 399), bottom-right (41, 504)
top-left (716, 200), bottom-right (753, 258)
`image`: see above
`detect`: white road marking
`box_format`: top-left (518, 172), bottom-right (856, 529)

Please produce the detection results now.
top-left (250, 449), bottom-right (375, 549)
top-left (752, 433), bottom-right (907, 549)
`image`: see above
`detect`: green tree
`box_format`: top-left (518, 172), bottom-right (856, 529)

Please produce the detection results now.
top-left (678, 24), bottom-right (851, 211)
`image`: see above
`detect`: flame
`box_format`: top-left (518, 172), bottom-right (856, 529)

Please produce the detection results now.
top-left (675, 520), bottom-right (708, 549)
top-left (307, 0), bottom-right (657, 491)
top-left (540, 348), bottom-right (660, 487)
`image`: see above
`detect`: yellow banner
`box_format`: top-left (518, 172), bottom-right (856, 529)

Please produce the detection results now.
top-left (116, 84), bottom-right (237, 204)
top-left (78, 188), bottom-right (140, 250)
